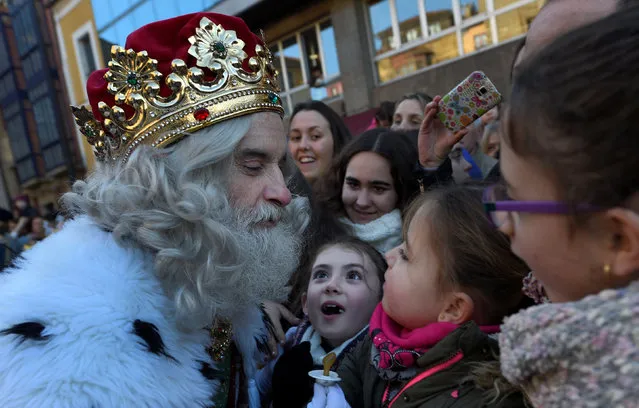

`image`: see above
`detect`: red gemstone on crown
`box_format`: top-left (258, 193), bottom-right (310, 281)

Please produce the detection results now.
top-left (194, 108), bottom-right (210, 121)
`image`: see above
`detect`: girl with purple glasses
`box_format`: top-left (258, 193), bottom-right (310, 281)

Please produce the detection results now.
top-left (483, 7), bottom-right (639, 406)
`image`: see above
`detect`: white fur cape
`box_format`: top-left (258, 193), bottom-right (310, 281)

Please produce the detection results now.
top-left (0, 216), bottom-right (266, 408)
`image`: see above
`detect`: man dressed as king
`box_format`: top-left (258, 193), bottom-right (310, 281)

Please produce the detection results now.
top-left (0, 12), bottom-right (309, 408)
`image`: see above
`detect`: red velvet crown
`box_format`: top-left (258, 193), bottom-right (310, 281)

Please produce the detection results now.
top-left (73, 12), bottom-right (283, 163)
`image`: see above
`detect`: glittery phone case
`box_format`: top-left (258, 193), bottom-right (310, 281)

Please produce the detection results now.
top-left (437, 71), bottom-right (502, 133)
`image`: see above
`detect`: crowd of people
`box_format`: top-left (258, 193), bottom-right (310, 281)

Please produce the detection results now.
top-left (0, 0), bottom-right (637, 407)
top-left (0, 196), bottom-right (63, 268)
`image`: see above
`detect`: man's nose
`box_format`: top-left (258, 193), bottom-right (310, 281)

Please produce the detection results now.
top-left (264, 169), bottom-right (292, 207)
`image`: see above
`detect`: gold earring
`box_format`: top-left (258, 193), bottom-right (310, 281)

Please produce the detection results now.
top-left (603, 264), bottom-right (612, 275)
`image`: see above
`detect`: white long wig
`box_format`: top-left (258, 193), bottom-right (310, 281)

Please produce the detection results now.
top-left (62, 115), bottom-right (309, 331)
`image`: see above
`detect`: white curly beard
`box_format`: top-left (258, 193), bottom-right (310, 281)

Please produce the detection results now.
top-left (214, 198), bottom-right (307, 319)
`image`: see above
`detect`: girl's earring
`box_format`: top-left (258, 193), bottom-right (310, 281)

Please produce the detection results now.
top-left (603, 264), bottom-right (612, 276)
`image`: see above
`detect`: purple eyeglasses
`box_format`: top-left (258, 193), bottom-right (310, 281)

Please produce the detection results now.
top-left (482, 184), bottom-right (598, 227)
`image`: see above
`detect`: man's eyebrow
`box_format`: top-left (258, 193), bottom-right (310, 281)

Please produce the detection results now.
top-left (238, 148), bottom-right (271, 161)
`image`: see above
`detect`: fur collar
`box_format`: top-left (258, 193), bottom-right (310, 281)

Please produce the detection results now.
top-left (0, 216), bottom-right (267, 407)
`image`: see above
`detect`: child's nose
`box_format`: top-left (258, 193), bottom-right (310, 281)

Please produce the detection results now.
top-left (324, 278), bottom-right (342, 294)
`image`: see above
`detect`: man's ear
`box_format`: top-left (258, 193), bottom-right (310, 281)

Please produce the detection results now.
top-left (438, 292), bottom-right (474, 325)
top-left (604, 208), bottom-right (639, 281)
top-left (301, 292), bottom-right (308, 317)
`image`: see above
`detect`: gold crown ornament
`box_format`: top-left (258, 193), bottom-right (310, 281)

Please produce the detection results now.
top-left (72, 16), bottom-right (284, 163)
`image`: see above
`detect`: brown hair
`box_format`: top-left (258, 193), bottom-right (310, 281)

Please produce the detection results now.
top-left (404, 186), bottom-right (530, 325)
top-left (316, 128), bottom-right (420, 218)
top-left (308, 236), bottom-right (387, 298)
top-left (504, 7), bottom-right (639, 212)
top-left (290, 100), bottom-right (353, 157)
top-left (395, 92), bottom-right (433, 113)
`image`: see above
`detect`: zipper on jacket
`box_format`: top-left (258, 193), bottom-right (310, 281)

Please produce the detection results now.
top-left (382, 350), bottom-right (464, 408)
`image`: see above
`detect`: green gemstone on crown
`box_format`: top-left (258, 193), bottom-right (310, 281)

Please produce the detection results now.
top-left (126, 73), bottom-right (138, 86)
top-left (84, 125), bottom-right (95, 137)
top-left (211, 41), bottom-right (227, 58)
top-left (268, 92), bottom-right (280, 105)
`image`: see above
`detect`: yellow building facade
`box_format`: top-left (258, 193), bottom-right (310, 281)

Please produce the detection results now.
top-left (53, 0), bottom-right (103, 173)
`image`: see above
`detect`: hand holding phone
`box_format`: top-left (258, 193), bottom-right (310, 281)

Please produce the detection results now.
top-left (437, 71), bottom-right (502, 133)
top-left (417, 96), bottom-right (470, 169)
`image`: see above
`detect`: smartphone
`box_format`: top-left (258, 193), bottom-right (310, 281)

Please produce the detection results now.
top-left (437, 71), bottom-right (502, 133)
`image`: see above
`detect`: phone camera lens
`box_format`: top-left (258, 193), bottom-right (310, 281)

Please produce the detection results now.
top-left (479, 87), bottom-right (488, 95)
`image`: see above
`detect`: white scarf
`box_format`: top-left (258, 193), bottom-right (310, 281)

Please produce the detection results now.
top-left (339, 209), bottom-right (402, 254)
top-left (301, 325), bottom-right (369, 367)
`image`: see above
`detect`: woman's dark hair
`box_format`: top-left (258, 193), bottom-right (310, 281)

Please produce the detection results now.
top-left (290, 100), bottom-right (353, 156)
top-left (395, 92), bottom-right (433, 112)
top-left (317, 128), bottom-right (421, 218)
top-left (308, 236), bottom-right (387, 298)
top-left (285, 167), bottom-right (350, 316)
top-left (375, 101), bottom-right (396, 125)
top-left (504, 6), bottom-right (639, 211)
top-left (403, 186), bottom-right (530, 325)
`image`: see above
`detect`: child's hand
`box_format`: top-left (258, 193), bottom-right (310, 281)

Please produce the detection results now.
top-left (272, 342), bottom-right (314, 408)
top-left (418, 95), bottom-right (470, 168)
top-left (307, 383), bottom-right (351, 408)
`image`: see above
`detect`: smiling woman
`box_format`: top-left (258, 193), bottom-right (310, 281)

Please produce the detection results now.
top-left (288, 101), bottom-right (353, 188)
top-left (316, 128), bottom-right (421, 254)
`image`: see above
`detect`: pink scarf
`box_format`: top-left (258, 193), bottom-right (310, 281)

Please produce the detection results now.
top-left (369, 303), bottom-right (500, 370)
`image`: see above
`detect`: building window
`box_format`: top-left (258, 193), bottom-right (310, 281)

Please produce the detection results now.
top-left (495, 1), bottom-right (542, 42)
top-left (270, 19), bottom-right (343, 114)
top-left (93, 0), bottom-right (227, 64)
top-left (369, 0), bottom-right (542, 83)
top-left (76, 33), bottom-right (98, 80)
top-left (11, 4), bottom-right (38, 56)
top-left (31, 94), bottom-right (64, 170)
top-left (15, 159), bottom-right (36, 183)
top-left (0, 73), bottom-right (16, 102)
top-left (474, 33), bottom-right (490, 50)
top-left (27, 81), bottom-right (48, 102)
top-left (6, 113), bottom-right (30, 160)
top-left (22, 50), bottom-right (43, 81)
top-left (0, 34), bottom-right (10, 75)
top-left (42, 144), bottom-right (65, 170)
top-left (32, 96), bottom-right (59, 146)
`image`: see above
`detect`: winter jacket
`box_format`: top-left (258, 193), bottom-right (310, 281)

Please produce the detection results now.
top-left (500, 280), bottom-right (639, 407)
top-left (338, 322), bottom-right (527, 408)
top-left (256, 323), bottom-right (369, 406)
